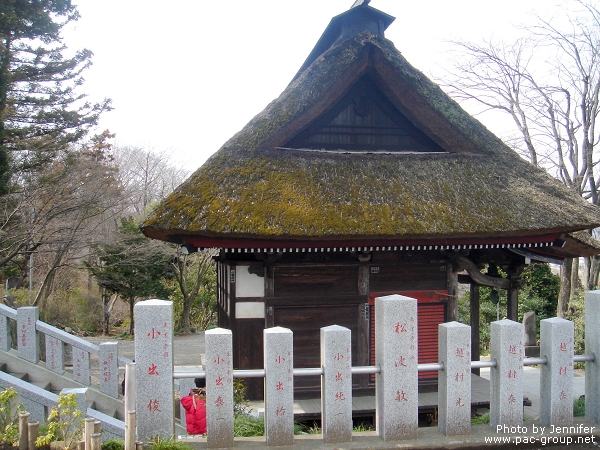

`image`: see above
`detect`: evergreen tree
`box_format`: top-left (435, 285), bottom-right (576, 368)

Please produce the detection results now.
top-left (87, 218), bottom-right (175, 335)
top-left (0, 0), bottom-right (111, 193)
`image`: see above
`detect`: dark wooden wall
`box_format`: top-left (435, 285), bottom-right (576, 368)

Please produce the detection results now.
top-left (219, 250), bottom-right (449, 400)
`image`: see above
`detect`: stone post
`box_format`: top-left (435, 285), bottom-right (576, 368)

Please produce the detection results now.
top-left (438, 322), bottom-right (471, 436)
top-left (99, 342), bottom-right (119, 398)
top-left (134, 300), bottom-right (174, 442)
top-left (17, 307), bottom-right (38, 363)
top-left (321, 325), bottom-right (352, 444)
top-left (61, 388), bottom-right (88, 417)
top-left (375, 294), bottom-right (418, 441)
top-left (72, 347), bottom-right (91, 385)
top-left (0, 313), bottom-right (10, 351)
top-left (205, 328), bottom-right (234, 449)
top-left (540, 317), bottom-right (574, 426)
top-left (45, 335), bottom-right (65, 374)
top-left (586, 290), bottom-right (600, 423)
top-left (264, 327), bottom-right (294, 447)
top-left (490, 319), bottom-right (523, 428)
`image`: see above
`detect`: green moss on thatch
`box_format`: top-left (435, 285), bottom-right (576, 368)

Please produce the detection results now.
top-left (143, 33), bottom-right (600, 241)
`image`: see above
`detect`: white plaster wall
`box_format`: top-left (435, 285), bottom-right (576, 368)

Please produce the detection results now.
top-left (235, 302), bottom-right (265, 319)
top-left (235, 265), bottom-right (265, 298)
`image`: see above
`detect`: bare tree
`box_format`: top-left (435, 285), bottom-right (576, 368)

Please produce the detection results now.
top-left (0, 134), bottom-right (125, 315)
top-left (442, 0), bottom-right (600, 316)
top-left (112, 145), bottom-right (189, 216)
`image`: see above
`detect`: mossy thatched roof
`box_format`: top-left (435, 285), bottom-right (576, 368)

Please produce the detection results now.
top-left (142, 32), bottom-right (600, 252)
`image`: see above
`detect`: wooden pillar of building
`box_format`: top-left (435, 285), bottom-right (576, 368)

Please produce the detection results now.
top-left (470, 284), bottom-right (480, 375)
top-left (265, 264), bottom-right (275, 328)
top-left (357, 264), bottom-right (370, 388)
top-left (446, 262), bottom-right (459, 322)
top-left (507, 273), bottom-right (523, 322)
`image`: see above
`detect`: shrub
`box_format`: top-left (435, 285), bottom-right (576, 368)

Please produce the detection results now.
top-left (574, 396), bottom-right (585, 417)
top-left (102, 439), bottom-right (124, 450)
top-left (0, 387), bottom-right (24, 446)
top-left (36, 393), bottom-right (84, 450)
top-left (233, 415), bottom-right (264, 437)
top-left (233, 379), bottom-right (251, 417)
top-left (471, 412), bottom-right (490, 424)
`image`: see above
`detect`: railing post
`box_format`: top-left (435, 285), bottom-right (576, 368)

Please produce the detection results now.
top-left (438, 321), bottom-right (471, 436)
top-left (134, 299), bottom-right (174, 442)
top-left (72, 347), bottom-right (91, 386)
top-left (375, 294), bottom-right (418, 441)
top-left (17, 307), bottom-right (38, 363)
top-left (99, 342), bottom-right (119, 398)
top-left (0, 312), bottom-right (10, 351)
top-left (585, 290), bottom-right (600, 423)
top-left (61, 387), bottom-right (88, 417)
top-left (490, 319), bottom-right (523, 428)
top-left (45, 335), bottom-right (65, 374)
top-left (264, 326), bottom-right (294, 447)
top-left (205, 328), bottom-right (234, 448)
top-left (321, 325), bottom-right (352, 444)
top-left (540, 317), bottom-right (574, 426)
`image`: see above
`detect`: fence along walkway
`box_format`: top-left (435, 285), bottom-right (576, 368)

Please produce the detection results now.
top-left (0, 304), bottom-right (128, 439)
top-left (131, 291), bottom-right (600, 448)
top-left (0, 303), bottom-right (128, 399)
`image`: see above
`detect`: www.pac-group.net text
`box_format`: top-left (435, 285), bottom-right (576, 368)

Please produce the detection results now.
top-left (485, 424), bottom-right (597, 446)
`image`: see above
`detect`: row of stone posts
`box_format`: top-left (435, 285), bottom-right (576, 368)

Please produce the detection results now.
top-left (132, 292), bottom-right (600, 447)
top-left (0, 303), bottom-right (121, 399)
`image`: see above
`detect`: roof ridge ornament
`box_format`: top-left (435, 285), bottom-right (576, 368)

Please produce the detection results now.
top-left (351, 0), bottom-right (371, 8)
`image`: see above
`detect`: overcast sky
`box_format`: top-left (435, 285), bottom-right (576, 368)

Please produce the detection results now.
top-left (64, 0), bottom-right (556, 170)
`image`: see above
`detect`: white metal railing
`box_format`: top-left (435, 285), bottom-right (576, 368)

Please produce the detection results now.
top-left (172, 355), bottom-right (594, 380)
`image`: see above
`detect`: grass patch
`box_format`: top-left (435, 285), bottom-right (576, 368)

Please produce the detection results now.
top-left (147, 436), bottom-right (193, 450)
top-left (471, 412), bottom-right (490, 424)
top-left (232, 415), bottom-right (305, 437)
top-left (574, 396), bottom-right (585, 417)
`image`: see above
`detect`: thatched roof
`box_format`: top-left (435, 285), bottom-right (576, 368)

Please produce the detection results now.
top-left (142, 6), bottom-right (600, 255)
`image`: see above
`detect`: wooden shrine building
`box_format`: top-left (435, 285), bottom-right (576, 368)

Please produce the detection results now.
top-left (142, 2), bottom-right (600, 400)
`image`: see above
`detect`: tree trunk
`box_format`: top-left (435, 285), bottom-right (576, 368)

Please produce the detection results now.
top-left (180, 295), bottom-right (192, 332)
top-left (585, 255), bottom-right (600, 290)
top-left (129, 297), bottom-right (135, 335)
top-left (102, 288), bottom-right (110, 335)
top-left (558, 258), bottom-right (573, 318)
top-left (571, 257), bottom-right (580, 302)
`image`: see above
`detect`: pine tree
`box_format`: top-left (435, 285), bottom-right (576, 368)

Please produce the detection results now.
top-left (0, 0), bottom-right (111, 193)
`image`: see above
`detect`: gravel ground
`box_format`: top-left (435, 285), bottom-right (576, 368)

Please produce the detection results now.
top-left (85, 331), bottom-right (206, 365)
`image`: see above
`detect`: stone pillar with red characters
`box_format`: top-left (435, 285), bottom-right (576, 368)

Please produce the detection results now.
top-left (375, 294), bottom-right (418, 441)
top-left (205, 328), bottom-right (234, 449)
top-left (490, 319), bottom-right (523, 428)
top-left (134, 299), bottom-right (174, 441)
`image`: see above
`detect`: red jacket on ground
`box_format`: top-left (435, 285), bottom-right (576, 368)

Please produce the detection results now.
top-left (180, 391), bottom-right (207, 435)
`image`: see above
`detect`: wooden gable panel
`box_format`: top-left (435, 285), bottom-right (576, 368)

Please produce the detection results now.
top-left (285, 76), bottom-right (445, 153)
